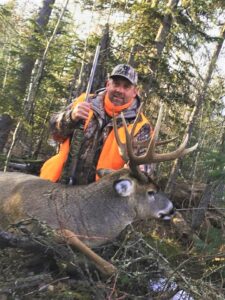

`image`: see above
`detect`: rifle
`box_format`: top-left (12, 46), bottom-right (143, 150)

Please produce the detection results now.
top-left (84, 44), bottom-right (101, 102)
top-left (67, 44), bottom-right (101, 185)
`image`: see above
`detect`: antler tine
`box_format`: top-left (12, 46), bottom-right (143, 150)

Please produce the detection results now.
top-left (131, 134), bottom-right (198, 164)
top-left (146, 104), bottom-right (163, 155)
top-left (131, 103), bottom-right (177, 148)
top-left (151, 134), bottom-right (194, 162)
top-left (113, 114), bottom-right (129, 162)
top-left (156, 136), bottom-right (178, 146)
top-left (121, 105), bottom-right (198, 164)
top-left (120, 112), bottom-right (137, 163)
top-left (120, 112), bottom-right (150, 182)
top-left (179, 141), bottom-right (198, 156)
top-left (113, 105), bottom-right (146, 164)
top-left (113, 106), bottom-right (150, 182)
top-left (130, 103), bottom-right (144, 137)
top-left (120, 104), bottom-right (163, 163)
top-left (121, 112), bottom-right (131, 151)
top-left (120, 103), bottom-right (146, 164)
top-left (114, 104), bottom-right (198, 169)
top-left (119, 104), bottom-right (166, 164)
top-left (131, 136), bottom-right (178, 152)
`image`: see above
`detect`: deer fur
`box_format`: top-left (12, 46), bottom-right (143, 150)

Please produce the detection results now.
top-left (0, 169), bottom-right (174, 248)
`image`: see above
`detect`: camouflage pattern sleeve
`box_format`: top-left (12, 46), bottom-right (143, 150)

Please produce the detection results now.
top-left (49, 103), bottom-right (79, 142)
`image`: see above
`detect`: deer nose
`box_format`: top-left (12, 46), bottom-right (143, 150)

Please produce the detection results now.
top-left (158, 207), bottom-right (176, 220)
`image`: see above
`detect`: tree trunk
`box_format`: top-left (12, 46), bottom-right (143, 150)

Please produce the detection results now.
top-left (71, 24), bottom-right (111, 99)
top-left (146, 0), bottom-right (179, 96)
top-left (3, 120), bottom-right (21, 172)
top-left (128, 44), bottom-right (142, 67)
top-left (17, 0), bottom-right (56, 97)
top-left (2, 50), bottom-right (11, 90)
top-left (92, 24), bottom-right (111, 92)
top-left (0, 114), bottom-right (14, 152)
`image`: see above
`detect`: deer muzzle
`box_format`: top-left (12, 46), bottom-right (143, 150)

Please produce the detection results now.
top-left (157, 206), bottom-right (176, 220)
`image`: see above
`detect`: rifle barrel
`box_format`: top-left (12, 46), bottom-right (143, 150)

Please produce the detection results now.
top-left (85, 44), bottom-right (101, 102)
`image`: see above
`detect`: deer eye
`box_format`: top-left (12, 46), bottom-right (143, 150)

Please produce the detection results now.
top-left (148, 191), bottom-right (156, 197)
top-left (114, 179), bottom-right (134, 197)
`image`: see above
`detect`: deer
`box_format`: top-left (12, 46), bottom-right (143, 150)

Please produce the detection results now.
top-left (0, 105), bottom-right (197, 276)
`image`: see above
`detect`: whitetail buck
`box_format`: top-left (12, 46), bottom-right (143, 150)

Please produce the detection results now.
top-left (0, 105), bottom-right (197, 275)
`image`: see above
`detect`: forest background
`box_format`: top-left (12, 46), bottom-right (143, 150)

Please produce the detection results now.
top-left (0, 0), bottom-right (225, 299)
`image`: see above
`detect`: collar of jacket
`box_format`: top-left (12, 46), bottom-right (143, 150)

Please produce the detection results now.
top-left (90, 89), bottom-right (141, 127)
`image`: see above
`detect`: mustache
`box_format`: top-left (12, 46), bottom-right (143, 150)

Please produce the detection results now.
top-left (112, 92), bottom-right (124, 99)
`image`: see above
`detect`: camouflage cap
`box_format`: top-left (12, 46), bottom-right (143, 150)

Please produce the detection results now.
top-left (110, 64), bottom-right (138, 85)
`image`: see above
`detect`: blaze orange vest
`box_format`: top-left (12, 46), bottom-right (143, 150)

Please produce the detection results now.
top-left (40, 94), bottom-right (149, 182)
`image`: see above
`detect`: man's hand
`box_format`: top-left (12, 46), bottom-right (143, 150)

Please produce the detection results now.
top-left (71, 102), bottom-right (91, 122)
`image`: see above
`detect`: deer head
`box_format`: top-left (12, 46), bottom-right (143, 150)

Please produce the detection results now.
top-left (109, 104), bottom-right (198, 219)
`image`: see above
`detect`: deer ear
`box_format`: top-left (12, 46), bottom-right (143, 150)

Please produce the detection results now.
top-left (113, 179), bottom-right (134, 197)
top-left (97, 168), bottom-right (114, 178)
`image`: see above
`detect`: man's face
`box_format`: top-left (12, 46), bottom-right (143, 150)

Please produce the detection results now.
top-left (106, 77), bottom-right (138, 106)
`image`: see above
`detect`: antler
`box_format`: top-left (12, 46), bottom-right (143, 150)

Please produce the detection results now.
top-left (113, 104), bottom-right (198, 179)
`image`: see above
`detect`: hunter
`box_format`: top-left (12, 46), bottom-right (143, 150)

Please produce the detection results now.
top-left (40, 64), bottom-right (153, 185)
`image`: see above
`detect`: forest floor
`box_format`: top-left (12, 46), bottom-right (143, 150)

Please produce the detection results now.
top-left (1, 210), bottom-right (225, 300)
